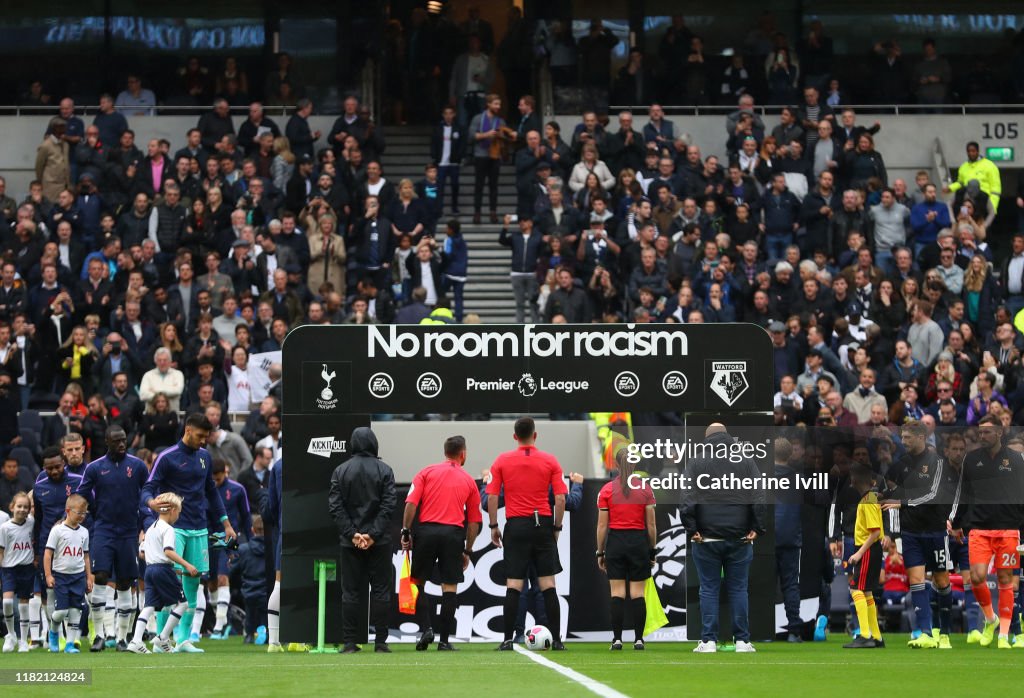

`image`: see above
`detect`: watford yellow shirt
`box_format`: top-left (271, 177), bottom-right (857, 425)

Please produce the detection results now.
top-left (854, 491), bottom-right (882, 547)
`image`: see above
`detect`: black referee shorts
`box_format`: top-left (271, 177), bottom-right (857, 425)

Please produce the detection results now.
top-left (503, 516), bottom-right (559, 580)
top-left (411, 523), bottom-right (466, 586)
top-left (605, 529), bottom-right (652, 581)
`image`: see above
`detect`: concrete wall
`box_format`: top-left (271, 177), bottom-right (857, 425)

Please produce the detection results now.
top-left (368, 419), bottom-right (603, 483)
top-left (548, 112), bottom-right (1024, 187)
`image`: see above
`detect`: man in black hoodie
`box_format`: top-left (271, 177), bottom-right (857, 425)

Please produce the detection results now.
top-left (681, 423), bottom-right (767, 653)
top-left (328, 427), bottom-right (397, 653)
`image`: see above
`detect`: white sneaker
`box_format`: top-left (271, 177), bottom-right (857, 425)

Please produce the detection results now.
top-left (693, 640), bottom-right (717, 653)
top-left (153, 638), bottom-right (173, 654)
top-left (2, 635), bottom-right (15, 653)
top-left (174, 641), bottom-right (204, 653)
top-left (18, 641), bottom-right (30, 653)
top-left (126, 640), bottom-right (150, 654)
top-left (736, 640), bottom-right (756, 653)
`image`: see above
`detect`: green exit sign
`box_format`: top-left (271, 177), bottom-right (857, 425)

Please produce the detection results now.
top-left (986, 147), bottom-right (1014, 162)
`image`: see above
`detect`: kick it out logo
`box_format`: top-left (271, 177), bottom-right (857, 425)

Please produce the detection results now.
top-left (710, 361), bottom-right (749, 406)
top-left (317, 363), bottom-right (338, 409)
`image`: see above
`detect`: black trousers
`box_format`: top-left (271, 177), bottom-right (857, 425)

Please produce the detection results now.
top-left (340, 545), bottom-right (392, 644)
top-left (775, 545), bottom-right (802, 632)
top-left (473, 157), bottom-right (500, 213)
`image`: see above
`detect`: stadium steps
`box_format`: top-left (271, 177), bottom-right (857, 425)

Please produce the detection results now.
top-left (381, 126), bottom-right (522, 324)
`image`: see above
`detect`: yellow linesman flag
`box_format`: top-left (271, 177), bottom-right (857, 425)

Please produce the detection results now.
top-left (643, 577), bottom-right (668, 637)
top-left (399, 551), bottom-right (418, 615)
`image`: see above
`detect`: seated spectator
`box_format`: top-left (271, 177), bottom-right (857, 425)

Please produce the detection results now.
top-left (569, 144), bottom-right (615, 194)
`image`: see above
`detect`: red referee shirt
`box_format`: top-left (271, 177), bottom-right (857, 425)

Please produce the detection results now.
top-left (598, 479), bottom-right (655, 530)
top-left (406, 461), bottom-right (483, 527)
top-left (485, 445), bottom-right (567, 518)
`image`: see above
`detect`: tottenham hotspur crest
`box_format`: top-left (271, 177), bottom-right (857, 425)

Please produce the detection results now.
top-left (518, 373), bottom-right (538, 397)
top-left (317, 363), bottom-right (339, 409)
top-left (710, 361), bottom-right (749, 406)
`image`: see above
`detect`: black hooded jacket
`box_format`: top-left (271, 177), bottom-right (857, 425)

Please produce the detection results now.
top-left (328, 427), bottom-right (397, 548)
top-left (680, 430), bottom-right (768, 540)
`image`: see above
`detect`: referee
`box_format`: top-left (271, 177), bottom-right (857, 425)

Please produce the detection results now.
top-left (401, 435), bottom-right (482, 651)
top-left (596, 449), bottom-right (657, 650)
top-left (487, 417), bottom-right (568, 651)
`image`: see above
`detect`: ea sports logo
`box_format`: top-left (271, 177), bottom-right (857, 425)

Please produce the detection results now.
top-left (662, 371), bottom-right (688, 397)
top-left (614, 371), bottom-right (639, 397)
top-left (416, 372), bottom-right (443, 398)
top-left (368, 372), bottom-right (394, 399)
top-left (517, 373), bottom-right (538, 397)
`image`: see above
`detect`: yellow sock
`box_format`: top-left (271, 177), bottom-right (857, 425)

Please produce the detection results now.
top-left (867, 597), bottom-right (882, 641)
top-left (851, 590), bottom-right (872, 639)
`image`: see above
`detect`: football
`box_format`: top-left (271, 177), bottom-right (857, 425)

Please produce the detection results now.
top-left (525, 625), bottom-right (553, 651)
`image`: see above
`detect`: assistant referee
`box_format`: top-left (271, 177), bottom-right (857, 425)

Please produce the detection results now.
top-left (402, 436), bottom-right (482, 651)
top-left (487, 417), bottom-right (568, 651)
top-left (596, 449), bottom-right (657, 651)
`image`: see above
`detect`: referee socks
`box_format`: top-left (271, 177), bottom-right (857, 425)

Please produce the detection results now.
top-left (502, 589), bottom-right (522, 642)
top-left (439, 592), bottom-right (457, 644)
top-left (630, 597), bottom-right (646, 644)
top-left (609, 597), bottom-right (624, 641)
top-left (542, 588), bottom-right (560, 641)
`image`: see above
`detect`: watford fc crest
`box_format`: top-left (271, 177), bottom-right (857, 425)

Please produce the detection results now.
top-left (710, 361), bottom-right (749, 406)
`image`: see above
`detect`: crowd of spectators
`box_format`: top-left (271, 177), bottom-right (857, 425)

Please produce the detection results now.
top-left (0, 86), bottom-right (486, 491)
top-left (498, 94), bottom-right (1024, 431)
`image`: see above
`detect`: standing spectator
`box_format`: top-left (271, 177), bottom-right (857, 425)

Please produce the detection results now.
top-left (761, 174), bottom-right (801, 262)
top-left (800, 21), bottom-right (833, 92)
top-left (139, 393), bottom-right (179, 452)
top-left (431, 106), bottom-right (463, 216)
top-left (999, 233), bottom-right (1024, 318)
top-left (449, 35), bottom-right (494, 132)
top-left (909, 184), bottom-right (950, 257)
top-left (907, 300), bottom-right (944, 366)
top-left (773, 438), bottom-right (805, 642)
top-left (197, 99), bottom-right (236, 155)
top-left (35, 118), bottom-right (71, 203)
top-left (440, 219), bottom-right (468, 323)
top-left (265, 52), bottom-right (302, 105)
top-left (115, 75), bottom-right (156, 116)
top-left (642, 104), bottom-right (676, 153)
top-left (868, 188), bottom-right (908, 274)
top-left (139, 348), bottom-right (185, 411)
top-left (236, 102), bottom-right (280, 156)
top-left (578, 20), bottom-right (619, 111)
top-left (498, 215), bottom-right (542, 323)
top-left (659, 15), bottom-right (693, 99)
top-left (799, 87), bottom-right (834, 154)
top-left (604, 111), bottom-right (645, 177)
top-left (871, 41), bottom-right (909, 104)
top-left (468, 94), bottom-right (508, 225)
top-left (912, 38), bottom-right (952, 107)
top-left (944, 142), bottom-right (1002, 212)
top-left (458, 5), bottom-right (494, 54)
top-left (766, 48), bottom-right (799, 105)
top-left (613, 49), bottom-right (655, 107)
top-left (92, 95), bottom-right (128, 160)
top-left (497, 7), bottom-right (533, 108)
top-left (285, 99), bottom-right (321, 160)
top-left (682, 423), bottom-right (766, 654)
top-left (328, 426), bottom-right (396, 654)
top-left (307, 214), bottom-right (346, 296)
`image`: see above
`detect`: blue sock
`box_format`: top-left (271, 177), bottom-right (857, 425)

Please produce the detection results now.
top-left (963, 584), bottom-right (979, 632)
top-left (934, 583), bottom-right (952, 635)
top-left (911, 584), bottom-right (933, 634)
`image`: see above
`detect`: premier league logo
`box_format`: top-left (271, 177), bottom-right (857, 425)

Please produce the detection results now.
top-left (517, 373), bottom-right (538, 397)
top-left (317, 363), bottom-right (339, 409)
top-left (710, 361), bottom-right (749, 406)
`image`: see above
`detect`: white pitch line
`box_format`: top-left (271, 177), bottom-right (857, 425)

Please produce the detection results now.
top-left (513, 645), bottom-right (631, 698)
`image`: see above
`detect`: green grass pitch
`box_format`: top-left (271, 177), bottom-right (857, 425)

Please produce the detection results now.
top-left (1, 637), bottom-right (1020, 697)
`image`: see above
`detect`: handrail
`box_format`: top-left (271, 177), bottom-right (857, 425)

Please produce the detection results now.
top-left (933, 137), bottom-right (951, 189)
